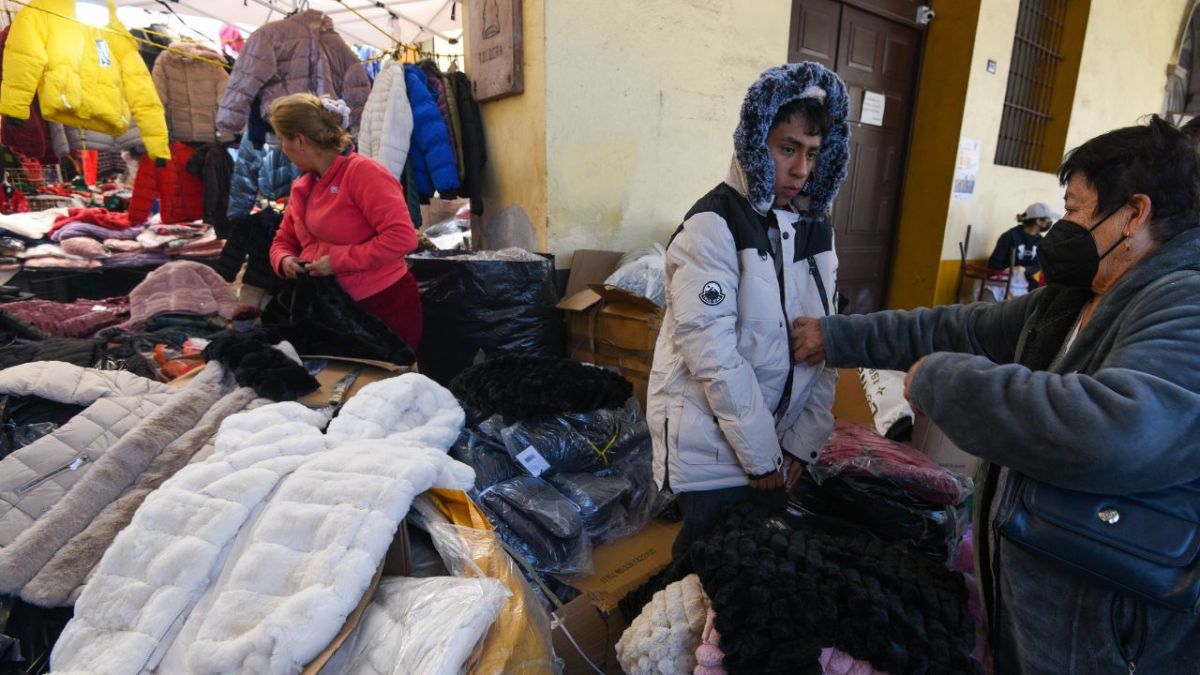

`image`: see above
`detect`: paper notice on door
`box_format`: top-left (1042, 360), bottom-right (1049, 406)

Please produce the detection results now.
top-left (952, 138), bottom-right (981, 201)
top-left (861, 91), bottom-right (886, 126)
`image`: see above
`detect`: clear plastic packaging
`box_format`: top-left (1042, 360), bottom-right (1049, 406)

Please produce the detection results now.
top-left (477, 476), bottom-right (593, 576)
top-left (604, 244), bottom-right (666, 306)
top-left (10, 422), bottom-right (60, 449)
top-left (499, 398), bottom-right (648, 476)
top-left (449, 420), bottom-right (524, 489)
top-left (417, 505), bottom-right (557, 675)
top-left (329, 577), bottom-right (509, 675)
top-left (456, 399), bottom-right (670, 574)
top-left (409, 246), bottom-right (545, 262)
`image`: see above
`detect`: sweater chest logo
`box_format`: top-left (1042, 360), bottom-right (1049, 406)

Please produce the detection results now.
top-left (95, 40), bottom-right (112, 68)
top-left (700, 281), bottom-right (725, 306)
top-left (330, 185), bottom-right (339, 194)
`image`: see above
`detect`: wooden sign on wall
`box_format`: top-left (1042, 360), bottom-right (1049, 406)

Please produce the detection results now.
top-left (469, 0), bottom-right (523, 102)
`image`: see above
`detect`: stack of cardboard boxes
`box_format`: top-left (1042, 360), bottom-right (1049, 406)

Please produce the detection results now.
top-left (557, 250), bottom-right (663, 409)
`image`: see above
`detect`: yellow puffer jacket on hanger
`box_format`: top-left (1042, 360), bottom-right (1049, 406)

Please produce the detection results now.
top-left (0, 0), bottom-right (170, 160)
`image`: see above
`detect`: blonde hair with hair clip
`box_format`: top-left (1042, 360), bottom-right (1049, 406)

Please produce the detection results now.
top-left (267, 93), bottom-right (351, 153)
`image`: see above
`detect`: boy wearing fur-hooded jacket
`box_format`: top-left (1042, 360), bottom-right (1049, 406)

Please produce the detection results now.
top-left (649, 63), bottom-right (850, 558)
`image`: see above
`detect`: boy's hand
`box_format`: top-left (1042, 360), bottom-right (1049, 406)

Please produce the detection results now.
top-left (748, 469), bottom-right (785, 491)
top-left (782, 454), bottom-right (804, 490)
top-left (791, 317), bottom-right (826, 365)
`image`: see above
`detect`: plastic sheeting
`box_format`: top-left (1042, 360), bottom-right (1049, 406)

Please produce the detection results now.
top-left (407, 251), bottom-right (562, 385)
top-left (453, 399), bottom-right (668, 576)
top-left (604, 244), bottom-right (666, 306)
top-left (328, 577), bottom-right (509, 675)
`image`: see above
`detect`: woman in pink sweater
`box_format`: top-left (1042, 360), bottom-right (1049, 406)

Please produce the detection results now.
top-left (268, 93), bottom-right (422, 350)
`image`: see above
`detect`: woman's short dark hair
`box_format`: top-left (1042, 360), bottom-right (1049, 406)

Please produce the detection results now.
top-left (771, 97), bottom-right (832, 137)
top-left (1058, 115), bottom-right (1200, 243)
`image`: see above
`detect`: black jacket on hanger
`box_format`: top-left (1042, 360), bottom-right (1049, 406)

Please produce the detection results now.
top-left (450, 72), bottom-right (486, 216)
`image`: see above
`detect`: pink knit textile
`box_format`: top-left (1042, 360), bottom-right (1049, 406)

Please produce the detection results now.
top-left (819, 648), bottom-right (888, 675)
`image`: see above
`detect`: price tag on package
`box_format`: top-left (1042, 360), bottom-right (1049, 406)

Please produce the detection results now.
top-left (515, 446), bottom-right (551, 477)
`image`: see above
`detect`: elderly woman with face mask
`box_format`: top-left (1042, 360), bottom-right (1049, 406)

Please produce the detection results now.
top-left (791, 116), bottom-right (1200, 673)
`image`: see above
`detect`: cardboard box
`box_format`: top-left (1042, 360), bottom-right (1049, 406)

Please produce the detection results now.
top-left (831, 368), bottom-right (876, 427)
top-left (911, 415), bottom-right (983, 479)
top-left (170, 355), bottom-right (406, 409)
top-left (558, 250), bottom-right (664, 409)
top-left (552, 518), bottom-right (682, 675)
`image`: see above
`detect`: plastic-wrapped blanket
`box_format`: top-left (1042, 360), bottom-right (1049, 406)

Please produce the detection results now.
top-left (332, 577), bottom-right (508, 675)
top-left (810, 420), bottom-right (970, 506)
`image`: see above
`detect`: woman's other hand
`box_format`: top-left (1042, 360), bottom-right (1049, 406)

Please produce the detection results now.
top-left (306, 255), bottom-right (334, 277)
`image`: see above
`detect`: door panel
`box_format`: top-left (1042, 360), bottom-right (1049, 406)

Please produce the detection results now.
top-left (791, 0), bottom-right (920, 313)
top-left (788, 0), bottom-right (840, 68)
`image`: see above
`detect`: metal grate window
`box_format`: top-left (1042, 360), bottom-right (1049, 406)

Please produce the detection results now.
top-left (996, 0), bottom-right (1069, 170)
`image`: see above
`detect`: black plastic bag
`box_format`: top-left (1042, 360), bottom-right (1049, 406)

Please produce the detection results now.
top-left (261, 274), bottom-right (416, 365)
top-left (407, 251), bottom-right (563, 385)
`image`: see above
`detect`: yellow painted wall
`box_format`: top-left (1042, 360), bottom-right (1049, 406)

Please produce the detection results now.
top-left (886, 0), bottom-right (982, 310)
top-left (921, 0), bottom-right (1190, 306)
top-left (470, 0), bottom-right (549, 250)
top-left (541, 0), bottom-right (791, 262)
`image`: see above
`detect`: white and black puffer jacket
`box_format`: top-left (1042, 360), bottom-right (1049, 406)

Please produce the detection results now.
top-left (648, 161), bottom-right (839, 493)
top-left (648, 62), bottom-right (850, 494)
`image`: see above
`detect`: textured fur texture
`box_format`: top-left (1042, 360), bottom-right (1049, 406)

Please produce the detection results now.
top-left (52, 373), bottom-right (472, 675)
top-left (733, 62), bottom-right (850, 216)
top-left (691, 509), bottom-right (978, 674)
top-left (21, 385), bottom-right (263, 607)
top-left (616, 574), bottom-right (710, 675)
top-left (449, 355), bottom-right (634, 419)
top-left (0, 363), bottom-right (230, 595)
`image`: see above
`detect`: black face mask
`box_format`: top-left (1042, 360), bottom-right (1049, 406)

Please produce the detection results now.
top-left (1038, 203), bottom-right (1128, 288)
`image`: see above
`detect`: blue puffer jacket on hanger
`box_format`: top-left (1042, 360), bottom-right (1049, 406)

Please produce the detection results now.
top-left (226, 135), bottom-right (301, 220)
top-left (404, 64), bottom-right (460, 198)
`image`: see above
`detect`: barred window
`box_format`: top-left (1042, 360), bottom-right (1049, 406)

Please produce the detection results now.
top-left (996, 0), bottom-right (1069, 170)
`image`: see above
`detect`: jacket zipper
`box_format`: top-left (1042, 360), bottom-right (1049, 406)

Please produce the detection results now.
top-left (16, 455), bottom-right (91, 495)
top-left (772, 247), bottom-right (796, 418)
top-left (662, 418), bottom-right (671, 491)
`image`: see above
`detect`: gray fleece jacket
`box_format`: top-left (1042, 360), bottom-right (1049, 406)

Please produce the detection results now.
top-left (820, 227), bottom-right (1200, 673)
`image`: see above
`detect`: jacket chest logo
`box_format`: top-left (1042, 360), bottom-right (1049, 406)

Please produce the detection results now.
top-left (700, 281), bottom-right (726, 306)
top-left (95, 40), bottom-right (112, 68)
top-left (329, 185), bottom-right (339, 194)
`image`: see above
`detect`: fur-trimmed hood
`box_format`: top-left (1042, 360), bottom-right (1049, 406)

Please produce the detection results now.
top-left (732, 61), bottom-right (850, 217)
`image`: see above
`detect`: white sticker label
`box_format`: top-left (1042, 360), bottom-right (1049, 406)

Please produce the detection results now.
top-left (95, 39), bottom-right (112, 68)
top-left (515, 445), bottom-right (551, 477)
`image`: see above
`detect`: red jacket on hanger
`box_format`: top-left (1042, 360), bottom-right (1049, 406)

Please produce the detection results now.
top-left (128, 142), bottom-right (204, 225)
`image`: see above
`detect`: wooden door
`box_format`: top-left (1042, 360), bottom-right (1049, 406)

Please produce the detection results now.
top-left (790, 0), bottom-right (922, 313)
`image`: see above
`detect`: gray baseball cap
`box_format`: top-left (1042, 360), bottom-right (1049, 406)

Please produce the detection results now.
top-left (1023, 202), bottom-right (1060, 220)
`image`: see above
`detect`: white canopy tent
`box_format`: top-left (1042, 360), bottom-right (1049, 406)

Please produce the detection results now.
top-left (111, 0), bottom-right (463, 52)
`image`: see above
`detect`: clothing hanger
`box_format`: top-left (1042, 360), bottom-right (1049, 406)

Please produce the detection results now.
top-left (447, 55), bottom-right (459, 74)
